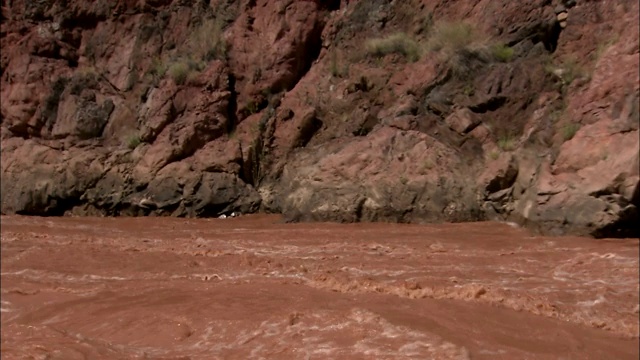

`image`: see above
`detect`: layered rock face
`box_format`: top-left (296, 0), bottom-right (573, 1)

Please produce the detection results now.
top-left (1, 0), bottom-right (638, 237)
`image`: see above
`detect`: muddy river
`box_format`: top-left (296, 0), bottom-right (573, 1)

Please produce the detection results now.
top-left (1, 215), bottom-right (638, 359)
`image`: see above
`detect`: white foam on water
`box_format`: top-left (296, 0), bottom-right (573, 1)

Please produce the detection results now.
top-left (339, 266), bottom-right (410, 277)
top-left (504, 221), bottom-right (520, 228)
top-left (171, 308), bottom-right (471, 359)
top-left (85, 274), bottom-right (128, 281)
top-left (578, 295), bottom-right (607, 307)
top-left (0, 269), bottom-right (30, 276)
top-left (584, 279), bottom-right (608, 285)
top-left (552, 270), bottom-right (574, 282)
top-left (2, 269), bottom-right (122, 283)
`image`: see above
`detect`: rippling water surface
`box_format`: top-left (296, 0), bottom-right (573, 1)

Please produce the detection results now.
top-left (1, 215), bottom-right (638, 359)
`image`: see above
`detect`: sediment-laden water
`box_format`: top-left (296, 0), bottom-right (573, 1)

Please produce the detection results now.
top-left (1, 215), bottom-right (638, 359)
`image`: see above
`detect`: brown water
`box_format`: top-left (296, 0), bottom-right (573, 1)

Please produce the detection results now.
top-left (1, 215), bottom-right (638, 359)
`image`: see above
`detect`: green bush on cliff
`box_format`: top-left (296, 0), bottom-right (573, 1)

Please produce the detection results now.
top-left (149, 58), bottom-right (167, 78)
top-left (127, 134), bottom-right (141, 150)
top-left (168, 61), bottom-right (190, 85)
top-left (491, 43), bottom-right (514, 62)
top-left (365, 33), bottom-right (421, 62)
top-left (245, 100), bottom-right (259, 115)
top-left (562, 123), bottom-right (580, 141)
top-left (497, 135), bottom-right (516, 151)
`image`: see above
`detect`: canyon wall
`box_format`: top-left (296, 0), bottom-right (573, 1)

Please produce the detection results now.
top-left (1, 0), bottom-right (638, 237)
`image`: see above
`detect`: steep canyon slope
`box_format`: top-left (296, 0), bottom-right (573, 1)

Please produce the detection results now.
top-left (1, 0), bottom-right (638, 237)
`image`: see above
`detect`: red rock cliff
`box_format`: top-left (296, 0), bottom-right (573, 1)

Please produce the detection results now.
top-left (1, 0), bottom-right (638, 237)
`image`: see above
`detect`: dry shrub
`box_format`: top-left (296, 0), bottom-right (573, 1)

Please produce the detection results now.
top-left (365, 33), bottom-right (421, 62)
top-left (187, 17), bottom-right (228, 62)
top-left (168, 61), bottom-right (190, 85)
top-left (427, 21), bottom-right (479, 54)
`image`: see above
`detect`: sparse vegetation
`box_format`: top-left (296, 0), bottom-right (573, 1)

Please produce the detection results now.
top-left (329, 50), bottom-right (347, 77)
top-left (127, 134), bottom-right (141, 149)
top-left (420, 20), bottom-right (518, 81)
top-left (491, 43), bottom-right (514, 62)
top-left (330, 50), bottom-right (339, 77)
top-left (146, 60), bottom-right (166, 86)
top-left (462, 83), bottom-right (474, 96)
top-left (545, 57), bottom-right (588, 87)
top-left (549, 106), bottom-right (565, 123)
top-left (593, 35), bottom-right (619, 62)
top-left (422, 159), bottom-right (434, 172)
top-left (497, 135), bottom-right (516, 151)
top-left (422, 21), bottom-right (494, 79)
top-left (245, 101), bottom-right (259, 115)
top-left (561, 123), bottom-right (580, 141)
top-left (365, 33), bottom-right (421, 62)
top-left (119, 153), bottom-right (133, 163)
top-left (144, 16), bottom-right (228, 86)
top-left (559, 59), bottom-right (586, 85)
top-left (427, 21), bottom-right (477, 54)
top-left (68, 68), bottom-right (99, 95)
top-left (149, 56), bottom-right (204, 86)
top-left (167, 61), bottom-right (190, 85)
top-left (447, 48), bottom-right (489, 79)
top-left (187, 17), bottom-right (228, 62)
top-left (260, 88), bottom-right (273, 101)
top-left (149, 58), bottom-right (167, 79)
top-left (489, 150), bottom-right (500, 160)
top-left (415, 12), bottom-right (435, 36)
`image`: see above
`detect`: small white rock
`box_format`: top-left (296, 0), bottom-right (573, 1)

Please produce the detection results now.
top-left (557, 12), bottom-right (568, 22)
top-left (139, 198), bottom-right (155, 209)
